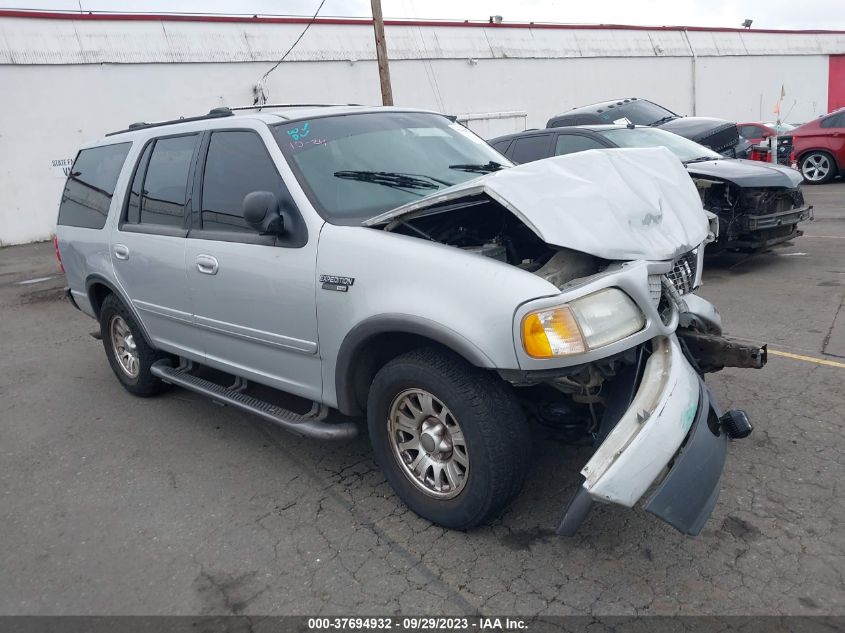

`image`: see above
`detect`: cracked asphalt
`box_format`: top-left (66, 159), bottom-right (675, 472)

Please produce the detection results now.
top-left (1, 183), bottom-right (843, 617)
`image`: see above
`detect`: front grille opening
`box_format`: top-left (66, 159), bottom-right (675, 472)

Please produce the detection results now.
top-left (665, 250), bottom-right (697, 297)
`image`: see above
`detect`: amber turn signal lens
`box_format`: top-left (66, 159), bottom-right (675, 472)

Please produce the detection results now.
top-left (521, 307), bottom-right (586, 358)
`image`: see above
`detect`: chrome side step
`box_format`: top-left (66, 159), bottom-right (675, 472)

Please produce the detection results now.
top-left (150, 360), bottom-right (358, 441)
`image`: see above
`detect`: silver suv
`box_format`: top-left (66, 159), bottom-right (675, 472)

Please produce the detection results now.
top-left (56, 105), bottom-right (764, 535)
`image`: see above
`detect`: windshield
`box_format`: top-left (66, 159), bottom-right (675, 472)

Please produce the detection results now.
top-left (597, 127), bottom-right (722, 162)
top-left (272, 112), bottom-right (511, 223)
top-left (595, 100), bottom-right (677, 125)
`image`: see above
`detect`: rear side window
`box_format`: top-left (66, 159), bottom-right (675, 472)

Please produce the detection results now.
top-left (138, 135), bottom-right (197, 227)
top-left (200, 131), bottom-right (285, 233)
top-left (57, 143), bottom-right (131, 229)
top-left (554, 134), bottom-right (607, 156)
top-left (820, 112), bottom-right (845, 129)
top-left (509, 135), bottom-right (551, 164)
top-left (738, 125), bottom-right (764, 138)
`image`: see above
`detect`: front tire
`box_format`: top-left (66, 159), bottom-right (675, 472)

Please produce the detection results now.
top-left (367, 348), bottom-right (531, 530)
top-left (100, 294), bottom-right (170, 397)
top-left (800, 151), bottom-right (836, 184)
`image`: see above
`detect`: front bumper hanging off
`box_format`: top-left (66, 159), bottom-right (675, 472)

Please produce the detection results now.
top-left (557, 335), bottom-right (753, 536)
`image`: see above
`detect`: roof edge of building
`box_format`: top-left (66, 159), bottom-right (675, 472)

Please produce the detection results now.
top-left (1, 9), bottom-right (844, 36)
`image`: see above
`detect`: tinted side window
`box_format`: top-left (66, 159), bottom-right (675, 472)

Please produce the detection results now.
top-left (509, 135), bottom-right (551, 164)
top-left (548, 115), bottom-right (577, 128)
top-left (554, 134), bottom-right (607, 156)
top-left (140, 135), bottom-right (197, 226)
top-left (125, 143), bottom-right (153, 225)
top-left (820, 112), bottom-right (845, 128)
top-left (200, 131), bottom-right (285, 233)
top-left (490, 139), bottom-right (513, 155)
top-left (57, 143), bottom-right (131, 229)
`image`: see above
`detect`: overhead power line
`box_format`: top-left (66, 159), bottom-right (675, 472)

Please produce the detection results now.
top-left (259, 0), bottom-right (326, 84)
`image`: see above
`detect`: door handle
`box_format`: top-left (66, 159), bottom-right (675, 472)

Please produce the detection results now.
top-left (113, 244), bottom-right (129, 261)
top-left (195, 254), bottom-right (219, 275)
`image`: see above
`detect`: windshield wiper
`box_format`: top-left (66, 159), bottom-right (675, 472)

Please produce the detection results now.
top-left (333, 170), bottom-right (448, 192)
top-left (650, 115), bottom-right (679, 126)
top-left (683, 156), bottom-right (718, 164)
top-left (448, 161), bottom-right (505, 174)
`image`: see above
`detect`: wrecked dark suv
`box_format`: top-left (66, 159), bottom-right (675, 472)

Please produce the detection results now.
top-left (57, 106), bottom-right (764, 538)
top-left (490, 124), bottom-right (813, 250)
top-left (547, 97), bottom-right (751, 158)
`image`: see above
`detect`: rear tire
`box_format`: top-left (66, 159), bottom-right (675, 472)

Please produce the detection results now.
top-left (367, 348), bottom-right (531, 530)
top-left (800, 151), bottom-right (836, 184)
top-left (100, 294), bottom-right (170, 397)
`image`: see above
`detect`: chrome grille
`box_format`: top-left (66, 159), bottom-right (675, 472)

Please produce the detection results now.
top-left (648, 275), bottom-right (662, 307)
top-left (665, 251), bottom-right (697, 297)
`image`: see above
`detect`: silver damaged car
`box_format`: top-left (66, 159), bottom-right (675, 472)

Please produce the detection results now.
top-left (55, 106), bottom-right (765, 535)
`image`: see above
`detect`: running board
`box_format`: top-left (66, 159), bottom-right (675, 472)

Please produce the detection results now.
top-left (150, 360), bottom-right (358, 441)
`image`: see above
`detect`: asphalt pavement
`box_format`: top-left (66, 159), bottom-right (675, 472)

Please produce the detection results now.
top-left (1, 182), bottom-right (843, 616)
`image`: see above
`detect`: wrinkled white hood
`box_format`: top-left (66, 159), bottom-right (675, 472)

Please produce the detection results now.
top-left (366, 148), bottom-right (710, 261)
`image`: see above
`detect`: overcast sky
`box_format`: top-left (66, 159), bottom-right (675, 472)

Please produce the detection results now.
top-left (3, 0), bottom-right (844, 30)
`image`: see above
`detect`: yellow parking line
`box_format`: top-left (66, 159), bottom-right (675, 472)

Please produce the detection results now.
top-left (768, 349), bottom-right (845, 369)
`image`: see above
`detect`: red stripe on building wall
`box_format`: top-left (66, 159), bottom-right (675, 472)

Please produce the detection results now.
top-left (829, 55), bottom-right (845, 112)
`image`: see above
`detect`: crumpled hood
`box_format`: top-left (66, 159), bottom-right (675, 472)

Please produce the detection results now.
top-left (686, 158), bottom-right (804, 188)
top-left (365, 147), bottom-right (709, 261)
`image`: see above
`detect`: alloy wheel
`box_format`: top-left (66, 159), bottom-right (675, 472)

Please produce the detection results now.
top-left (801, 153), bottom-right (831, 182)
top-left (387, 388), bottom-right (469, 499)
top-left (110, 314), bottom-right (140, 378)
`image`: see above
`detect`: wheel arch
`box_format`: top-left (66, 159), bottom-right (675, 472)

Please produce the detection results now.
top-left (797, 147), bottom-right (840, 172)
top-left (85, 274), bottom-right (155, 346)
top-left (334, 315), bottom-right (497, 417)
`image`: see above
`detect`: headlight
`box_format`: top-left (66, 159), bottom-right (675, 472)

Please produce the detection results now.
top-left (521, 288), bottom-right (645, 358)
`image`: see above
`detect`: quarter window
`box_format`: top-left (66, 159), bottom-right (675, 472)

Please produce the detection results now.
top-left (57, 143), bottom-right (131, 229)
top-left (200, 131), bottom-right (285, 233)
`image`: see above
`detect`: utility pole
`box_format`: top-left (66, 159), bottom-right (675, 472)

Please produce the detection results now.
top-left (370, 0), bottom-right (394, 106)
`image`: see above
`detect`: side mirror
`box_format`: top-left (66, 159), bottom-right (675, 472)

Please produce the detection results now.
top-left (243, 191), bottom-right (285, 236)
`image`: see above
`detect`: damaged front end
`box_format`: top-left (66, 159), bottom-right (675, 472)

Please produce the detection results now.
top-left (514, 249), bottom-right (766, 536)
top-left (367, 148), bottom-right (766, 535)
top-left (695, 177), bottom-right (813, 251)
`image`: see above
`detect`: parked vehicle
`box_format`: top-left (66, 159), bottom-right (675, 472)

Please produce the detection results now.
top-left (737, 121), bottom-right (796, 145)
top-left (56, 105), bottom-right (764, 536)
top-left (781, 108), bottom-right (845, 184)
top-left (490, 125), bottom-right (813, 251)
top-left (547, 97), bottom-right (750, 158)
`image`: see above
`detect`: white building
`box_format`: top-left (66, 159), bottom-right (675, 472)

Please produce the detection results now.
top-left (1, 9), bottom-right (844, 245)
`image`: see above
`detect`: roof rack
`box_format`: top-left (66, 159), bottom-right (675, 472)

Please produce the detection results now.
top-left (105, 107), bottom-right (234, 137)
top-left (226, 103), bottom-right (363, 111)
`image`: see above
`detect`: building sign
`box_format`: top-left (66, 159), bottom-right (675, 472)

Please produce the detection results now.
top-left (51, 158), bottom-right (75, 178)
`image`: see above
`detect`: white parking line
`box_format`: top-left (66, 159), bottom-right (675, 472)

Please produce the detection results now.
top-left (16, 276), bottom-right (55, 285)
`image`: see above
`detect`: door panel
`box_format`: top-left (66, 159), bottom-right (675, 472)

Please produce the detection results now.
top-left (111, 134), bottom-right (202, 357)
top-left (185, 238), bottom-right (322, 399)
top-left (186, 129), bottom-right (322, 400)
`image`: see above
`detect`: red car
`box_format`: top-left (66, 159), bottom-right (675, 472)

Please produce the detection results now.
top-left (737, 121), bottom-right (796, 145)
top-left (786, 108), bottom-right (845, 184)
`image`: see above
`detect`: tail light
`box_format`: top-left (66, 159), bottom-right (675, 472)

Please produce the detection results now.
top-left (53, 235), bottom-right (65, 273)
top-left (789, 151), bottom-right (798, 170)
